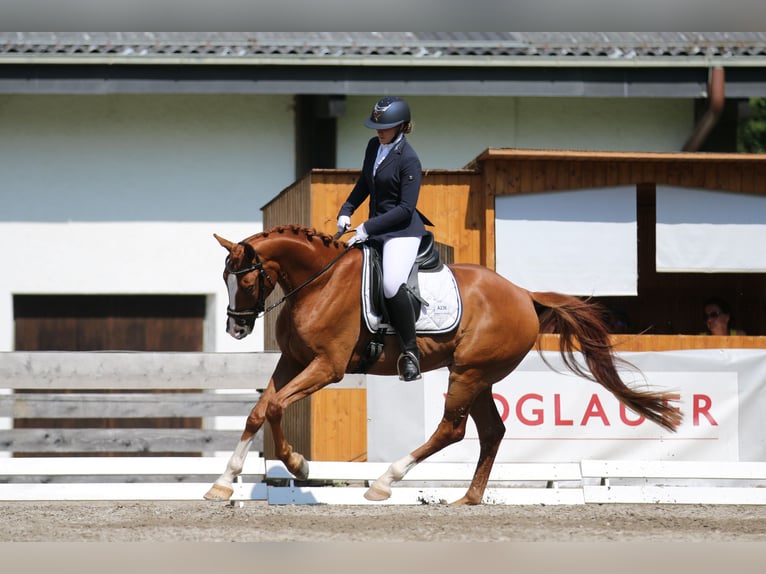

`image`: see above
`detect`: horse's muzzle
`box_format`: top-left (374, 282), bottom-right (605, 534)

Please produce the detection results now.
top-left (226, 308), bottom-right (256, 339)
top-left (227, 315), bottom-right (254, 339)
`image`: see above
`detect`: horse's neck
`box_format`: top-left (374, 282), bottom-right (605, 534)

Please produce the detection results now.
top-left (265, 236), bottom-right (338, 290)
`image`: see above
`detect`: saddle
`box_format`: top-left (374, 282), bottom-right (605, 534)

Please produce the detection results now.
top-left (354, 232), bottom-right (462, 373)
top-left (367, 231), bottom-right (442, 323)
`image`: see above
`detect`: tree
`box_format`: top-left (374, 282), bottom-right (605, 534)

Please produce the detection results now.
top-left (737, 98), bottom-right (766, 153)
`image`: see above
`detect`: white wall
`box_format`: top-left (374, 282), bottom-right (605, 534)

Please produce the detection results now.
top-left (1, 92), bottom-right (696, 352)
top-left (337, 96), bottom-right (693, 169)
top-left (0, 222), bottom-right (261, 352)
top-left (0, 94), bottom-right (294, 221)
top-left (0, 93), bottom-right (294, 352)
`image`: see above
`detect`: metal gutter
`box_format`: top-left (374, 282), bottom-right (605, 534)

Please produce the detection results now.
top-left (682, 66), bottom-right (726, 152)
top-left (0, 55), bottom-right (765, 68)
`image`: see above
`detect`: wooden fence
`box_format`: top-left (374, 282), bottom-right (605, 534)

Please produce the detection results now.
top-left (0, 351), bottom-right (277, 456)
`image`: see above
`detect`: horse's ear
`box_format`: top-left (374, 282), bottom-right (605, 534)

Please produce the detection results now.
top-left (213, 233), bottom-right (235, 252)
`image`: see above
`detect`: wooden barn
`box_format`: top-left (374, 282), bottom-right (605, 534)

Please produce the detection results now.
top-left (261, 148), bottom-right (766, 461)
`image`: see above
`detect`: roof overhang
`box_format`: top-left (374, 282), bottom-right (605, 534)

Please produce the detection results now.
top-left (0, 62), bottom-right (747, 97)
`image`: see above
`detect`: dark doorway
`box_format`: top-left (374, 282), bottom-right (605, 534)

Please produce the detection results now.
top-left (294, 94), bottom-right (345, 179)
top-left (13, 294), bottom-right (206, 457)
top-left (14, 294), bottom-right (205, 351)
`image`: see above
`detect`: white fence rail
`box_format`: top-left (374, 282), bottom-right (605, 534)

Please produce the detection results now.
top-left (4, 457), bottom-right (766, 505)
top-left (581, 459), bottom-right (766, 505)
top-left (264, 460), bottom-right (584, 505)
top-left (0, 456), bottom-right (267, 501)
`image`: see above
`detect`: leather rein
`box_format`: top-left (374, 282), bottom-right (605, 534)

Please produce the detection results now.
top-left (226, 236), bottom-right (354, 322)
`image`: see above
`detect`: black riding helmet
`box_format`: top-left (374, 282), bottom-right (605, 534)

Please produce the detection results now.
top-left (364, 96), bottom-right (411, 129)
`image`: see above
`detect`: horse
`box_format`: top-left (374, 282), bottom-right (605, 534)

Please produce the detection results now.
top-left (204, 223), bottom-right (683, 505)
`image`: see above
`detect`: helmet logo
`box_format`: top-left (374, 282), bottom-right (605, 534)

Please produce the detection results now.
top-left (372, 102), bottom-right (391, 123)
top-left (365, 97), bottom-right (408, 129)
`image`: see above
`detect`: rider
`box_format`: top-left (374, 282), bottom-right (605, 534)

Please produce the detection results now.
top-left (337, 96), bottom-right (432, 381)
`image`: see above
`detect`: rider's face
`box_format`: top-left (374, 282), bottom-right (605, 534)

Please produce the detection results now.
top-left (376, 126), bottom-right (399, 145)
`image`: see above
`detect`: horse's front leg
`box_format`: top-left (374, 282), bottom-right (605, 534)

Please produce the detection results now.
top-left (204, 356), bottom-right (303, 502)
top-left (266, 401), bottom-right (309, 481)
top-left (266, 356), bottom-right (344, 480)
top-left (204, 431), bottom-right (258, 501)
top-left (203, 386), bottom-right (274, 501)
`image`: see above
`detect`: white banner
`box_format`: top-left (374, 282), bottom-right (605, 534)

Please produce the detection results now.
top-left (495, 187), bottom-right (637, 296)
top-left (367, 349), bottom-right (766, 463)
top-left (656, 186), bottom-right (766, 272)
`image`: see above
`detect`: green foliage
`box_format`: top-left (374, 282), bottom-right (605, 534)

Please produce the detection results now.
top-left (737, 98), bottom-right (766, 153)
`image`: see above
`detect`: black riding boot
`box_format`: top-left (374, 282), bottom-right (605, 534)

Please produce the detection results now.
top-left (385, 284), bottom-right (421, 381)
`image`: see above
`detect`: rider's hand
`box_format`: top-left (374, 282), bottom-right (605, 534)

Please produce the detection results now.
top-left (347, 223), bottom-right (369, 246)
top-left (337, 215), bottom-right (351, 235)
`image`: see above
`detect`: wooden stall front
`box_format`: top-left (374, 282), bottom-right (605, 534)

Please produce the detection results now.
top-left (261, 151), bottom-right (766, 461)
top-left (472, 149), bottom-right (766, 341)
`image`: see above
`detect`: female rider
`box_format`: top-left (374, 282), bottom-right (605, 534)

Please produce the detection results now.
top-left (337, 96), bottom-right (431, 381)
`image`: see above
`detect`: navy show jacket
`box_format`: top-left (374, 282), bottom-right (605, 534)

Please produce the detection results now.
top-left (338, 135), bottom-right (432, 241)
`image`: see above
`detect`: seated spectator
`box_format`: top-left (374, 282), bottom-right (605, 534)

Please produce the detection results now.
top-left (702, 297), bottom-right (747, 336)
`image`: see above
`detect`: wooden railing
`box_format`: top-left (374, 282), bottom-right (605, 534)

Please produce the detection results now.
top-left (536, 334), bottom-right (766, 353)
top-left (0, 352), bottom-right (276, 457)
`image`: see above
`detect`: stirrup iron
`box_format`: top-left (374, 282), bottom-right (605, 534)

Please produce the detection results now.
top-left (397, 351), bottom-right (421, 382)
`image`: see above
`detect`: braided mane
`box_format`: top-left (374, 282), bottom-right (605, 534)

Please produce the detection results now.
top-left (250, 224), bottom-right (342, 248)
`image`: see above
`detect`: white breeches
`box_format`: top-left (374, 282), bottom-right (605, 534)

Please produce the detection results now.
top-left (382, 236), bottom-right (421, 298)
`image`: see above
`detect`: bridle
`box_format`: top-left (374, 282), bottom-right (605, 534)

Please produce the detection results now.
top-left (225, 239), bottom-right (355, 323)
top-left (225, 242), bottom-right (275, 323)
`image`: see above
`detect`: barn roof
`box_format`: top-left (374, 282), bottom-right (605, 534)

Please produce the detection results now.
top-left (2, 32), bottom-right (766, 65)
top-left (2, 33), bottom-right (766, 97)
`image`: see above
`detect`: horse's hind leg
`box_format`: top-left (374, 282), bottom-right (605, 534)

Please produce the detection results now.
top-left (366, 385), bottom-right (505, 505)
top-left (364, 369), bottom-right (481, 502)
top-left (452, 386), bottom-right (505, 506)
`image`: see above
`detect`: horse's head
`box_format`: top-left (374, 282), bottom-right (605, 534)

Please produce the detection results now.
top-left (214, 233), bottom-right (276, 340)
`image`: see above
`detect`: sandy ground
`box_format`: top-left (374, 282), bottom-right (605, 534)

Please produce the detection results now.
top-left (3, 500), bottom-right (766, 543)
top-left (3, 501), bottom-right (766, 574)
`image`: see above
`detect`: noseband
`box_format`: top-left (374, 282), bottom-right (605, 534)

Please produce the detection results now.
top-left (225, 242), bottom-right (275, 322)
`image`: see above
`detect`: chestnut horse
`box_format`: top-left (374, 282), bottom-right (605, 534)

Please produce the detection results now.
top-left (204, 224), bottom-right (682, 505)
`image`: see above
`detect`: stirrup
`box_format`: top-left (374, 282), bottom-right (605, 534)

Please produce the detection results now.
top-left (396, 351), bottom-right (421, 382)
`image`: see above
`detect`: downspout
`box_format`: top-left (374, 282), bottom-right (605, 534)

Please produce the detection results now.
top-left (682, 66), bottom-right (726, 151)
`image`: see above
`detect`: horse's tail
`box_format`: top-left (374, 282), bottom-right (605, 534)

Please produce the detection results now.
top-left (530, 291), bottom-right (683, 432)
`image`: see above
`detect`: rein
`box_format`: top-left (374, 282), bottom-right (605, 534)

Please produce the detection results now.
top-left (228, 240), bottom-right (356, 321)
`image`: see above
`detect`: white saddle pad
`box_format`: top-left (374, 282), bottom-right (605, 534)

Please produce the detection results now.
top-left (361, 246), bottom-right (462, 335)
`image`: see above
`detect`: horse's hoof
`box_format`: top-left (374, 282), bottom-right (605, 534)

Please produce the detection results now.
top-left (288, 454), bottom-right (310, 481)
top-left (295, 458), bottom-right (310, 481)
top-left (364, 484), bottom-right (391, 501)
top-left (450, 495), bottom-right (481, 506)
top-left (203, 483), bottom-right (234, 501)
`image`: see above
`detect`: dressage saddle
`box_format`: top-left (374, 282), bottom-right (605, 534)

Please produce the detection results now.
top-left (367, 231), bottom-right (442, 322)
top-left (354, 231), bottom-right (442, 373)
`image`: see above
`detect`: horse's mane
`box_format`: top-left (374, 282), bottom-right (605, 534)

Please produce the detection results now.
top-left (246, 224), bottom-right (341, 248)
